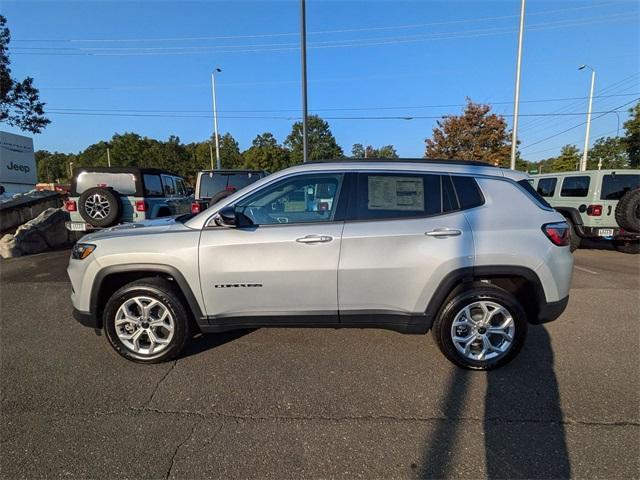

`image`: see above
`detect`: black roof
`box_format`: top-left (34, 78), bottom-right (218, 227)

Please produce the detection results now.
top-left (72, 166), bottom-right (182, 177)
top-left (308, 158), bottom-right (497, 167)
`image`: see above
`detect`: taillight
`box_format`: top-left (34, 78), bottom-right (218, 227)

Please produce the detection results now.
top-left (191, 202), bottom-right (202, 214)
top-left (64, 200), bottom-right (77, 212)
top-left (542, 222), bottom-right (570, 247)
top-left (586, 204), bottom-right (602, 216)
top-left (225, 185), bottom-right (237, 192)
top-left (135, 200), bottom-right (148, 212)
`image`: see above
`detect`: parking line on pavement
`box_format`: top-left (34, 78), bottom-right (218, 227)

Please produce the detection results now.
top-left (575, 265), bottom-right (598, 275)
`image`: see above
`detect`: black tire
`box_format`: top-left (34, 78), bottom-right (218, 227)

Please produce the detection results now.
top-left (103, 278), bottom-right (192, 363)
top-left (209, 189), bottom-right (234, 206)
top-left (431, 283), bottom-right (528, 370)
top-left (567, 219), bottom-right (581, 252)
top-left (613, 239), bottom-right (640, 254)
top-left (78, 187), bottom-right (121, 227)
top-left (615, 189), bottom-right (640, 233)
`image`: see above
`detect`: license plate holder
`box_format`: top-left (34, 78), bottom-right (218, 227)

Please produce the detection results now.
top-left (66, 222), bottom-right (89, 232)
top-left (597, 228), bottom-right (614, 237)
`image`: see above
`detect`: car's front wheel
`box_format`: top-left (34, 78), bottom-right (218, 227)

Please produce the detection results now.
top-left (431, 284), bottom-right (528, 370)
top-left (103, 278), bottom-right (192, 363)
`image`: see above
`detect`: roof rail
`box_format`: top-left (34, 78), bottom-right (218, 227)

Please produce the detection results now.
top-left (306, 157), bottom-right (497, 167)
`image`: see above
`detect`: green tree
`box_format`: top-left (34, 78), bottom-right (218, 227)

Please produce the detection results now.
top-left (35, 150), bottom-right (75, 182)
top-left (0, 15), bottom-right (50, 133)
top-left (587, 136), bottom-right (628, 170)
top-left (219, 133), bottom-right (244, 169)
top-left (352, 143), bottom-right (399, 158)
top-left (623, 102), bottom-right (640, 168)
top-left (425, 99), bottom-right (512, 165)
top-left (545, 145), bottom-right (581, 172)
top-left (285, 115), bottom-right (343, 163)
top-left (351, 143), bottom-right (365, 158)
top-left (242, 132), bottom-right (291, 171)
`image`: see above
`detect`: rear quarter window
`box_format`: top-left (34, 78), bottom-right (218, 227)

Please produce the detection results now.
top-left (451, 176), bottom-right (484, 209)
top-left (601, 174), bottom-right (640, 200)
top-left (561, 176), bottom-right (590, 197)
top-left (518, 179), bottom-right (552, 208)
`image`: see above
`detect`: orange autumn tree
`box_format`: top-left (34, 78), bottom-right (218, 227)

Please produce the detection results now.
top-left (425, 99), bottom-right (513, 166)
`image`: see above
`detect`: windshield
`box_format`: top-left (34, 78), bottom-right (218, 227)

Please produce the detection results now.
top-left (198, 172), bottom-right (263, 199)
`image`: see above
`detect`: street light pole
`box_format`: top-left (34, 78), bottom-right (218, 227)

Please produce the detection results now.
top-left (211, 68), bottom-right (222, 170)
top-left (510, 0), bottom-right (526, 170)
top-left (579, 64), bottom-right (596, 172)
top-left (300, 0), bottom-right (309, 163)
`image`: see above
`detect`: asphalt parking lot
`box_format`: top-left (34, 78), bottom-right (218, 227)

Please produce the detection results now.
top-left (1, 245), bottom-right (638, 479)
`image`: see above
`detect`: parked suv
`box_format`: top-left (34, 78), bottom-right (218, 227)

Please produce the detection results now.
top-left (191, 169), bottom-right (268, 214)
top-left (65, 167), bottom-right (192, 232)
top-left (530, 169), bottom-right (640, 253)
top-left (68, 160), bottom-right (573, 370)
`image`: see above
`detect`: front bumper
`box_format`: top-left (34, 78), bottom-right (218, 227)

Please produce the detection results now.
top-left (533, 296), bottom-right (569, 324)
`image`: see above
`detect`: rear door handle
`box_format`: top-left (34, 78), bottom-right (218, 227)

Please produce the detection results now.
top-left (425, 228), bottom-right (462, 237)
top-left (296, 235), bottom-right (333, 244)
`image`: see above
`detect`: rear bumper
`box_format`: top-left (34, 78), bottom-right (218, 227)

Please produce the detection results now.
top-left (579, 226), bottom-right (640, 240)
top-left (73, 308), bottom-right (100, 328)
top-left (533, 296), bottom-right (569, 324)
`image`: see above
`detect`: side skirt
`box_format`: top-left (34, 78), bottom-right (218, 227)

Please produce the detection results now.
top-left (198, 311), bottom-right (432, 334)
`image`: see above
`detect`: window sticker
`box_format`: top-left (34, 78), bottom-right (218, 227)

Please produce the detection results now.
top-left (368, 176), bottom-right (424, 211)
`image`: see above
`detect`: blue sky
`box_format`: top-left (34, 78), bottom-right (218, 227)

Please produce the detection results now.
top-left (3, 0), bottom-right (639, 161)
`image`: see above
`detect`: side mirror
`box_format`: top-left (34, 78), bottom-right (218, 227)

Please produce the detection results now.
top-left (214, 205), bottom-right (237, 227)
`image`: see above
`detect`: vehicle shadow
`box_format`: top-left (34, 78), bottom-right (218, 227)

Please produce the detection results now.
top-left (418, 326), bottom-right (570, 479)
top-left (179, 329), bottom-right (255, 359)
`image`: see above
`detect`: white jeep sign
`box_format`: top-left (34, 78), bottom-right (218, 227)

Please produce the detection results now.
top-left (0, 131), bottom-right (36, 194)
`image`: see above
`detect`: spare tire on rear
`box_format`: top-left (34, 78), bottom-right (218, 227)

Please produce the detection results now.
top-left (209, 189), bottom-right (234, 207)
top-left (615, 188), bottom-right (640, 233)
top-left (78, 187), bottom-right (121, 227)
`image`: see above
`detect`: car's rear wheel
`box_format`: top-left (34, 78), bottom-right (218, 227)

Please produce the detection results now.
top-left (103, 278), bottom-right (192, 363)
top-left (431, 284), bottom-right (528, 370)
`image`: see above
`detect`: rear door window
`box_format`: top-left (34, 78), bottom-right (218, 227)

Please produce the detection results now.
top-left (143, 174), bottom-right (163, 196)
top-left (174, 177), bottom-right (187, 196)
top-left (561, 176), bottom-right (590, 197)
top-left (600, 174), bottom-right (640, 200)
top-left (536, 178), bottom-right (557, 197)
top-left (355, 173), bottom-right (441, 220)
top-left (161, 175), bottom-right (176, 196)
top-left (75, 172), bottom-right (136, 195)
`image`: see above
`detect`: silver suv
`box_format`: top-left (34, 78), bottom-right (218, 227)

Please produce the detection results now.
top-left (68, 160), bottom-right (574, 370)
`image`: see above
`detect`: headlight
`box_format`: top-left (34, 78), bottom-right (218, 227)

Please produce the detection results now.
top-left (72, 243), bottom-right (96, 260)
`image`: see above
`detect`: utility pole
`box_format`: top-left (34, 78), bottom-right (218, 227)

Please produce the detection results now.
top-left (510, 0), bottom-right (526, 170)
top-left (579, 64), bottom-right (596, 172)
top-left (107, 148), bottom-right (111, 167)
top-left (300, 0), bottom-right (309, 163)
top-left (211, 68), bottom-right (222, 170)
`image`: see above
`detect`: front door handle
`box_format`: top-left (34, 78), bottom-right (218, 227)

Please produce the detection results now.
top-left (296, 235), bottom-right (333, 244)
top-left (425, 228), bottom-right (462, 237)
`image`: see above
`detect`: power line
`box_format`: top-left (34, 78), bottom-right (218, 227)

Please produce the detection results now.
top-left (13, 13), bottom-right (636, 56)
top-left (45, 107), bottom-right (634, 120)
top-left (12, 2), bottom-right (620, 44)
top-left (520, 98), bottom-right (638, 150)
